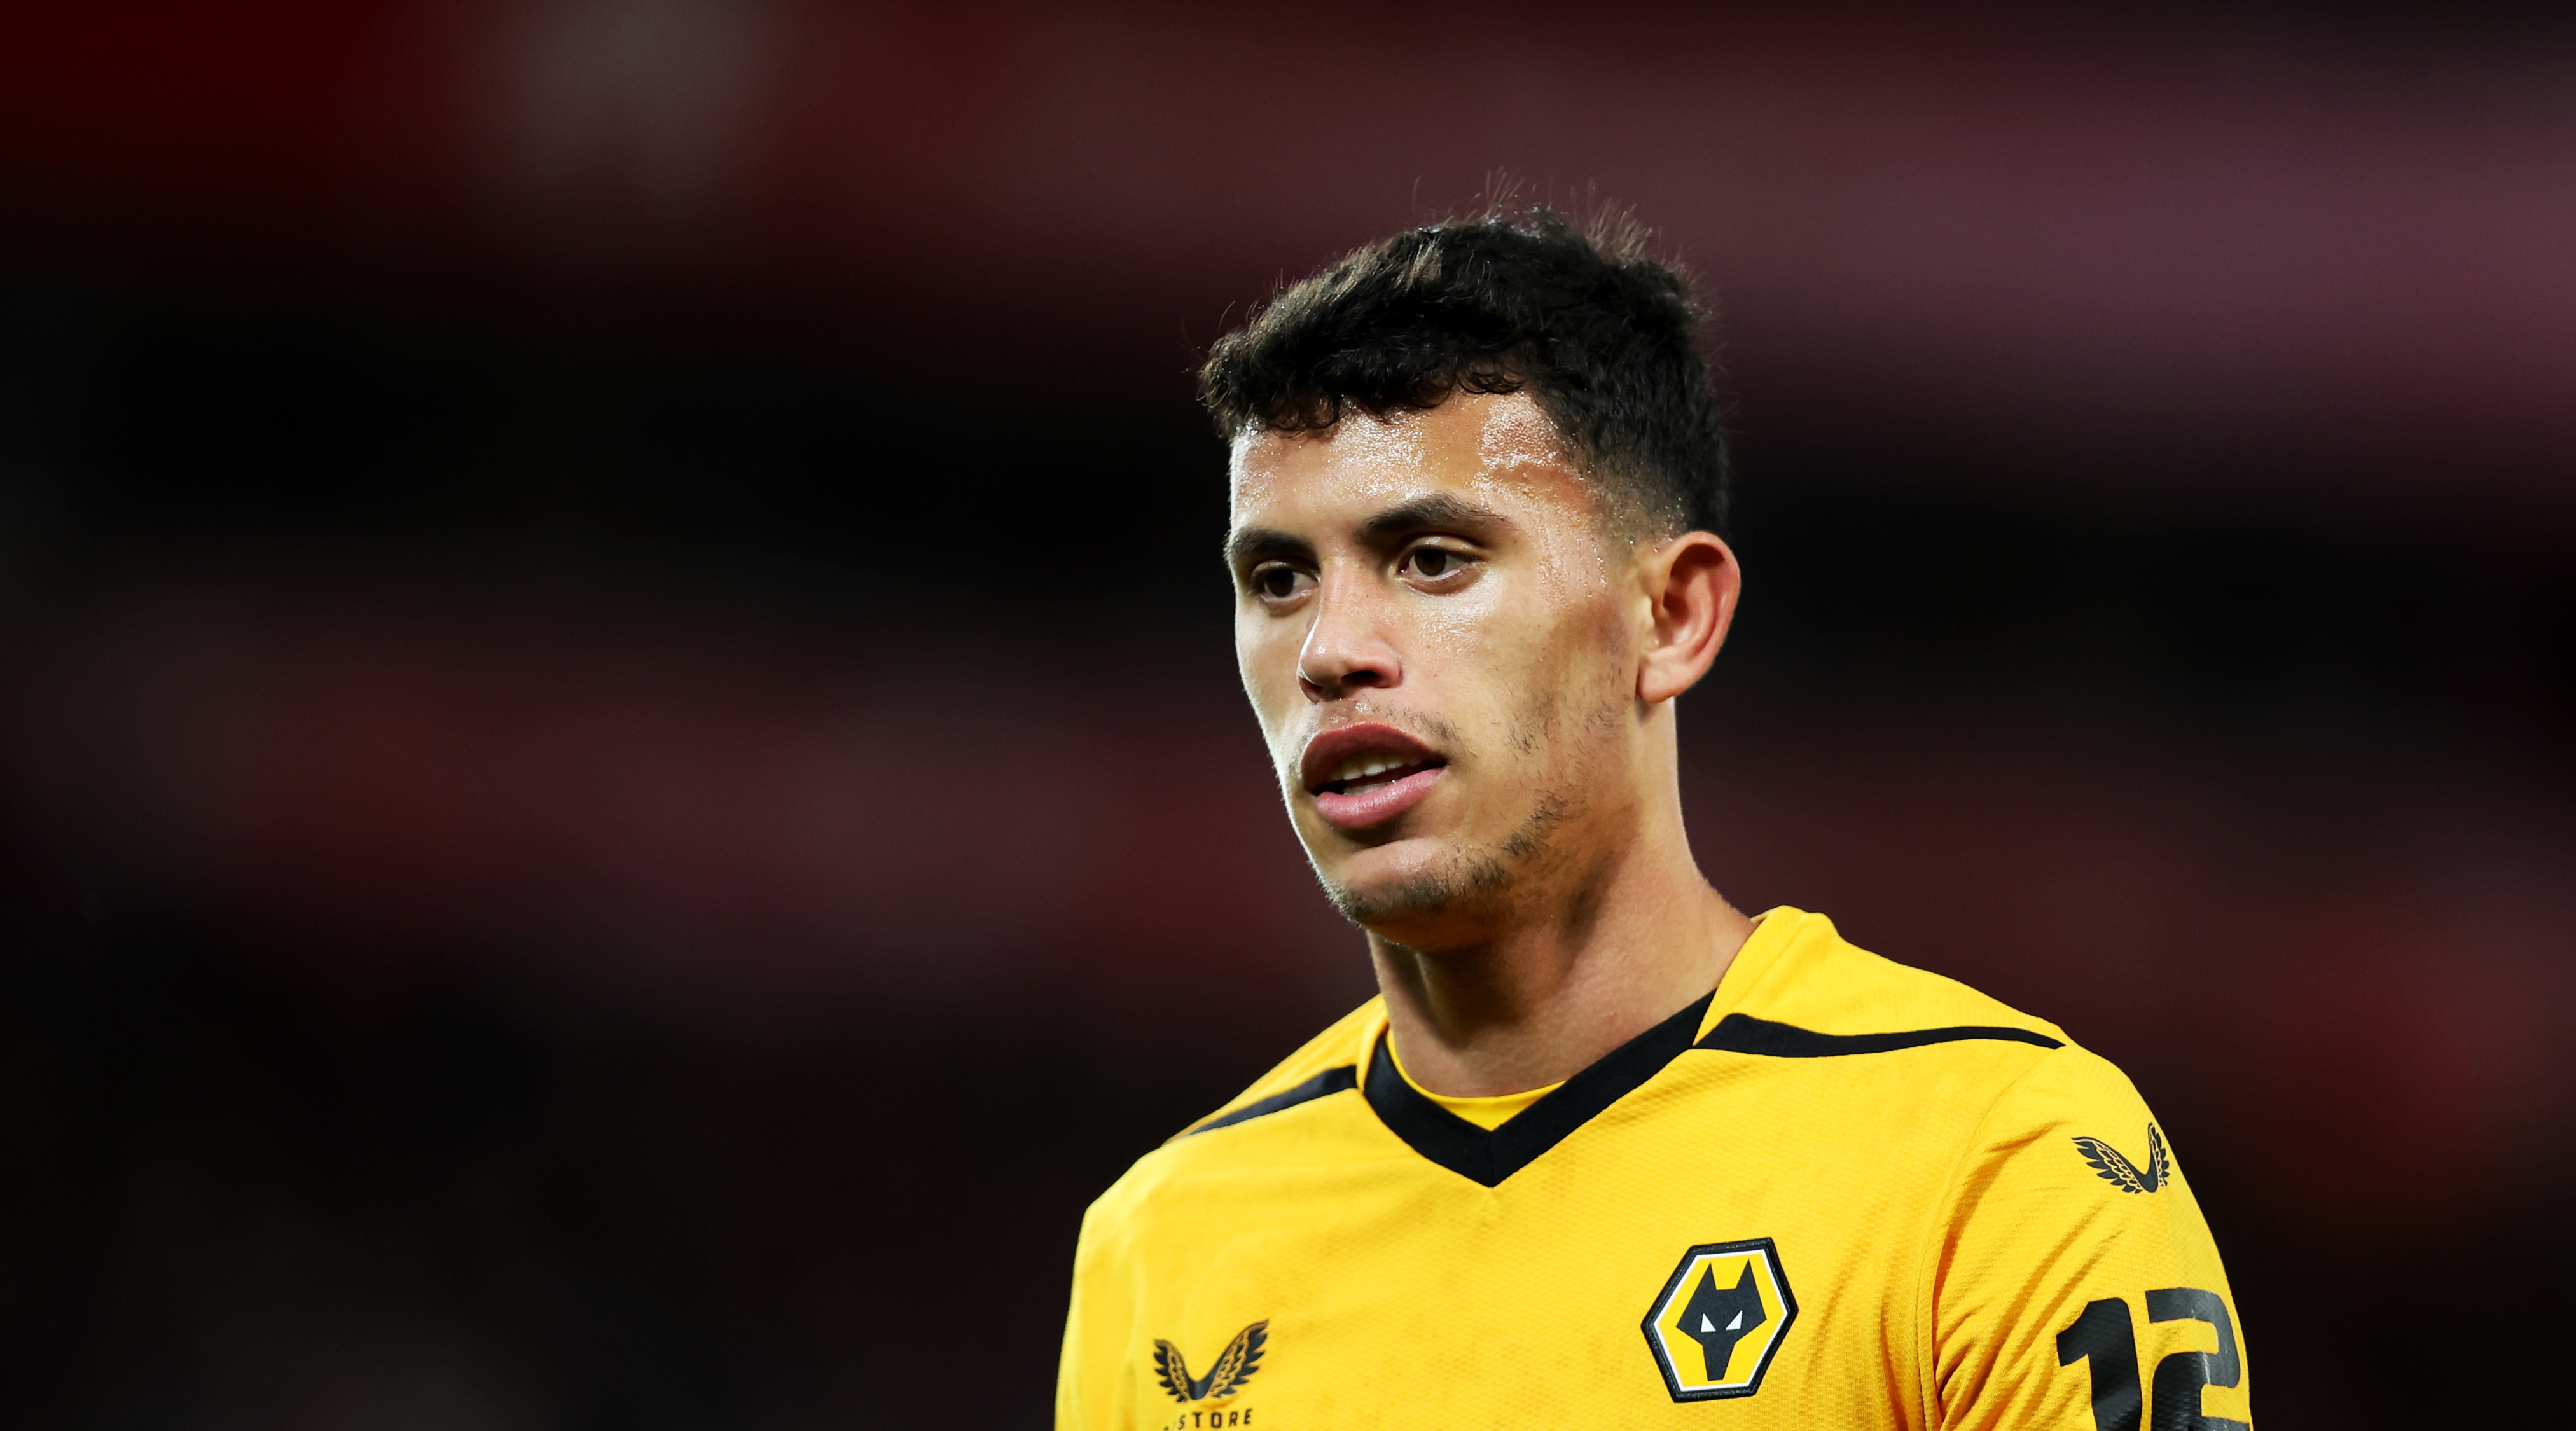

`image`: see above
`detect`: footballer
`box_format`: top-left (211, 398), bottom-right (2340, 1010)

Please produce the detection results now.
top-left (1055, 207), bottom-right (2247, 1429)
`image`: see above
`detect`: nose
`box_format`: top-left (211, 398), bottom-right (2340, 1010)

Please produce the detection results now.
top-left (1296, 581), bottom-right (1401, 703)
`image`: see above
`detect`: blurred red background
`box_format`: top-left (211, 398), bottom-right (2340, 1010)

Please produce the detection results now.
top-left (3, 3), bottom-right (2571, 1425)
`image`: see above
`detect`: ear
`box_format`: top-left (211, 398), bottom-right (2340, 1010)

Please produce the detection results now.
top-left (1636, 531), bottom-right (1741, 705)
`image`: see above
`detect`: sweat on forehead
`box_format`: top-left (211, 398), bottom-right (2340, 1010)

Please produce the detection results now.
top-left (1229, 394), bottom-right (1635, 534)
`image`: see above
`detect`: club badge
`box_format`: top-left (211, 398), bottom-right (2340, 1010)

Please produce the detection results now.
top-left (1641, 1238), bottom-right (1798, 1401)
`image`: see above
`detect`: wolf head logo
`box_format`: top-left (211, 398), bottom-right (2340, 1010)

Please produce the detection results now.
top-left (1643, 1238), bottom-right (1799, 1402)
top-left (1675, 1262), bottom-right (1769, 1383)
top-left (1151, 1321), bottom-right (1267, 1404)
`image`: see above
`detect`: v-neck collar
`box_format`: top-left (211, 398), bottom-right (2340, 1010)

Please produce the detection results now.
top-left (1361, 990), bottom-right (1715, 1187)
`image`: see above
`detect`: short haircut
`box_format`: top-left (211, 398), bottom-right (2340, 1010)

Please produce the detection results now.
top-left (1199, 204), bottom-right (1731, 541)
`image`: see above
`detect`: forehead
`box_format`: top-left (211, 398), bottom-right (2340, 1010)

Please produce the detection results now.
top-left (1228, 391), bottom-right (1592, 527)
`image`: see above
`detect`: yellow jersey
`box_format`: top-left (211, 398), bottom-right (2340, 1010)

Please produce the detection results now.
top-left (1056, 908), bottom-right (2248, 1430)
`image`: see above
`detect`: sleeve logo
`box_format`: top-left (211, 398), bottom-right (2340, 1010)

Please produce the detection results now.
top-left (1152, 1320), bottom-right (1267, 1404)
top-left (2071, 1124), bottom-right (2170, 1193)
top-left (1640, 1239), bottom-right (1799, 1402)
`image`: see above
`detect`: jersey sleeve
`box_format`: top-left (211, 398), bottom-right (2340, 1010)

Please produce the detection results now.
top-left (1925, 1047), bottom-right (2252, 1431)
top-left (1056, 1194), bottom-right (1139, 1431)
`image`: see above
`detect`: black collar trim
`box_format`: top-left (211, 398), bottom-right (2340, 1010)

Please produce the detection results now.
top-left (1697, 1013), bottom-right (2063, 1056)
top-left (1183, 1065), bottom-right (1361, 1137)
top-left (1362, 992), bottom-right (1715, 1188)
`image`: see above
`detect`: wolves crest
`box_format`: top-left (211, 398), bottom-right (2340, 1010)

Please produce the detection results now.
top-left (2071, 1124), bottom-right (2171, 1193)
top-left (1675, 1262), bottom-right (1769, 1383)
top-left (1152, 1320), bottom-right (1268, 1404)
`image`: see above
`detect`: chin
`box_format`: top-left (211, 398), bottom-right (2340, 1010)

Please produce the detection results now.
top-left (1318, 841), bottom-right (1511, 939)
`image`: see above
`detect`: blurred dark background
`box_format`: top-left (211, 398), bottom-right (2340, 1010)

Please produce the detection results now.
top-left (3, 3), bottom-right (2573, 1426)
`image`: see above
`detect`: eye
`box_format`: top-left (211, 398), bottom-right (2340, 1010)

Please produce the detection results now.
top-left (1400, 544), bottom-right (1477, 586)
top-left (1250, 563), bottom-right (1314, 602)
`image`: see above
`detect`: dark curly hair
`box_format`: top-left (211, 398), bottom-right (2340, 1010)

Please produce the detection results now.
top-left (1198, 204), bottom-right (1731, 541)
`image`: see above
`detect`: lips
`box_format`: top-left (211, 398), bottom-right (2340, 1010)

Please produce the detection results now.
top-left (1300, 723), bottom-right (1448, 831)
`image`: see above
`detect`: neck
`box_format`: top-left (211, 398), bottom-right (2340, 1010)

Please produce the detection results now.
top-left (1368, 798), bottom-right (1754, 1098)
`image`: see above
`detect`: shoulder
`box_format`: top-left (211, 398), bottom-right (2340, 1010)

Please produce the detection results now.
top-left (1720, 907), bottom-right (2073, 1051)
top-left (1171, 995), bottom-right (1386, 1140)
top-left (1967, 1039), bottom-right (2171, 1172)
top-left (1074, 997), bottom-right (1385, 1252)
top-left (1712, 912), bottom-right (2204, 1218)
top-left (1707, 909), bottom-right (2140, 1144)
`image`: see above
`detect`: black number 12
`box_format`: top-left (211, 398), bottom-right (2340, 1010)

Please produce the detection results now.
top-left (2054, 1289), bottom-right (2247, 1431)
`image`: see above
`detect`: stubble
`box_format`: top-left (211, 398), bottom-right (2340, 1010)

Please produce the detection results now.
top-left (1318, 674), bottom-right (1609, 932)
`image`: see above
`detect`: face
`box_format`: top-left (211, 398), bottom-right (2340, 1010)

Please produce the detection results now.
top-left (1227, 391), bottom-right (1655, 948)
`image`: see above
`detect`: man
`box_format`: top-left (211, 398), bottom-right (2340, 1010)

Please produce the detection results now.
top-left (1055, 207), bottom-right (2247, 1429)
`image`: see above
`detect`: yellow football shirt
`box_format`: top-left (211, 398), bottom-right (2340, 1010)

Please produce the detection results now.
top-left (1056, 908), bottom-right (2248, 1429)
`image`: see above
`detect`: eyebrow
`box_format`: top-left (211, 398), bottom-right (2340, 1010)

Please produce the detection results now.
top-left (1360, 493), bottom-right (1506, 541)
top-left (1224, 494), bottom-right (1512, 570)
top-left (1224, 526), bottom-right (1311, 569)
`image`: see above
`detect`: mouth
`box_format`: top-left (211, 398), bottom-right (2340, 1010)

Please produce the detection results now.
top-left (1301, 724), bottom-right (1450, 831)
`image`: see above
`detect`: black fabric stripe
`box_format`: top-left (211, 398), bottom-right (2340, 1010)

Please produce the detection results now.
top-left (1695, 1013), bottom-right (2063, 1056)
top-left (1362, 991), bottom-right (1715, 1188)
top-left (1184, 1065), bottom-right (1359, 1137)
